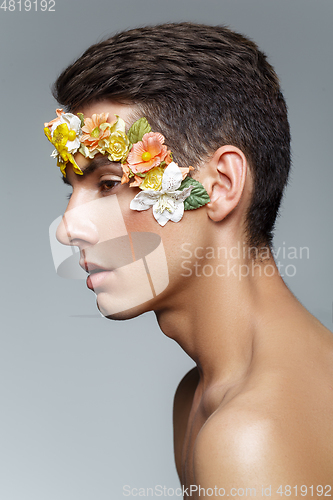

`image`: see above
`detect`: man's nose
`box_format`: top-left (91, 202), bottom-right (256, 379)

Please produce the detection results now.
top-left (56, 194), bottom-right (129, 248)
top-left (56, 201), bottom-right (99, 248)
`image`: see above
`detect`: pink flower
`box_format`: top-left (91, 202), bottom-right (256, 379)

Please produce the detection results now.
top-left (126, 132), bottom-right (169, 173)
top-left (80, 113), bottom-right (111, 151)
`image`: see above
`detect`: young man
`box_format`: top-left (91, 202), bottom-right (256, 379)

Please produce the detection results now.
top-left (45, 23), bottom-right (333, 498)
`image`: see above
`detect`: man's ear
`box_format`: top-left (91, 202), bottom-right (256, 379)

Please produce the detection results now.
top-left (202, 145), bottom-right (248, 222)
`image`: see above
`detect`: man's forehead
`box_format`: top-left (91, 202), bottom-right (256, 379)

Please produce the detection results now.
top-left (76, 101), bottom-right (135, 124)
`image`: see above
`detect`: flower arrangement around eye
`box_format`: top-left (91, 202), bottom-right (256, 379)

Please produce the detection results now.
top-left (44, 110), bottom-right (210, 226)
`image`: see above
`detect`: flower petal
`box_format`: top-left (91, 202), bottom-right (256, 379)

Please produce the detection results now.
top-left (152, 197), bottom-right (184, 226)
top-left (129, 176), bottom-right (143, 188)
top-left (130, 191), bottom-right (159, 211)
top-left (173, 185), bottom-right (193, 201)
top-left (131, 157), bottom-right (161, 173)
top-left (142, 132), bottom-right (165, 158)
top-left (82, 117), bottom-right (94, 133)
top-left (161, 162), bottom-right (183, 191)
top-left (110, 115), bottom-right (126, 134)
top-left (152, 205), bottom-right (171, 226)
top-left (179, 165), bottom-right (194, 180)
top-left (127, 141), bottom-right (147, 164)
top-left (169, 201), bottom-right (184, 223)
top-left (44, 108), bottom-right (64, 129)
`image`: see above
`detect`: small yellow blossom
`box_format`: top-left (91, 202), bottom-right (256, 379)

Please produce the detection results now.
top-left (104, 131), bottom-right (130, 162)
top-left (140, 166), bottom-right (165, 191)
top-left (44, 124), bottom-right (82, 177)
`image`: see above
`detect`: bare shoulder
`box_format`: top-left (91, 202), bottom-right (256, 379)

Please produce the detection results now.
top-left (193, 395), bottom-right (333, 497)
top-left (173, 367), bottom-right (199, 477)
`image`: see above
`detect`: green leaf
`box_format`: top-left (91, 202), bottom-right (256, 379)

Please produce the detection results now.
top-left (127, 117), bottom-right (151, 144)
top-left (179, 177), bottom-right (210, 210)
top-left (77, 113), bottom-right (85, 127)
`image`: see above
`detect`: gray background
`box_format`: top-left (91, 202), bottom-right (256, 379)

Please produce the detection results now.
top-left (1, 0), bottom-right (332, 499)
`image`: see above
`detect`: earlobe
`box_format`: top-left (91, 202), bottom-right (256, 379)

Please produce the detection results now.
top-left (204, 146), bottom-right (248, 222)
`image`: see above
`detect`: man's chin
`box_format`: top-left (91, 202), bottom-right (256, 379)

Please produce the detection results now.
top-left (95, 295), bottom-right (153, 321)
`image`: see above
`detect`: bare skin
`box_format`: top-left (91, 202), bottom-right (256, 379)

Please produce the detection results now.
top-left (58, 101), bottom-right (333, 499)
top-left (171, 277), bottom-right (333, 498)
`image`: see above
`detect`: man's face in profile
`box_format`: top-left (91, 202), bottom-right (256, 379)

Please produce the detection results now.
top-left (52, 102), bottom-right (169, 319)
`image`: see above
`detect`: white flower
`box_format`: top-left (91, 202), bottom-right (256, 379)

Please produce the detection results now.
top-left (130, 162), bottom-right (193, 226)
top-left (110, 115), bottom-right (127, 134)
top-left (78, 143), bottom-right (99, 159)
top-left (51, 112), bottom-right (82, 154)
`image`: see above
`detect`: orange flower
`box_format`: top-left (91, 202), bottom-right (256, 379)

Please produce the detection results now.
top-left (121, 164), bottom-right (143, 187)
top-left (44, 108), bottom-right (64, 129)
top-left (126, 132), bottom-right (169, 173)
top-left (80, 113), bottom-right (111, 151)
top-left (179, 165), bottom-right (194, 180)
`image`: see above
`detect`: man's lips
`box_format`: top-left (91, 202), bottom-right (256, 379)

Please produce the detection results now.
top-left (79, 261), bottom-right (114, 290)
top-left (86, 270), bottom-right (113, 290)
top-left (79, 260), bottom-right (109, 273)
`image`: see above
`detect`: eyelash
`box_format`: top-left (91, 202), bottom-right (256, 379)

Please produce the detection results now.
top-left (66, 180), bottom-right (120, 200)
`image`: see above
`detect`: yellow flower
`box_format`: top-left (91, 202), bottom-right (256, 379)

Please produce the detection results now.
top-left (104, 131), bottom-right (130, 162)
top-left (44, 124), bottom-right (82, 177)
top-left (44, 126), bottom-right (53, 143)
top-left (57, 151), bottom-right (83, 177)
top-left (140, 166), bottom-right (165, 191)
top-left (52, 123), bottom-right (69, 148)
top-left (57, 158), bottom-right (68, 177)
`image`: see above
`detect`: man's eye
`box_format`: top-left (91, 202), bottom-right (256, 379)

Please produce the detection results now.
top-left (99, 180), bottom-right (121, 193)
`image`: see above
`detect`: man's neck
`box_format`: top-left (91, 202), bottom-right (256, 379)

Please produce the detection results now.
top-left (155, 249), bottom-right (306, 393)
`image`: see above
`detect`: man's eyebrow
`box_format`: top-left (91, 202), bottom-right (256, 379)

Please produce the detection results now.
top-left (61, 157), bottom-right (122, 184)
top-left (81, 156), bottom-right (122, 176)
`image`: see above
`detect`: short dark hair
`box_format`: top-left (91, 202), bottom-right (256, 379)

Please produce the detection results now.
top-left (53, 22), bottom-right (291, 248)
